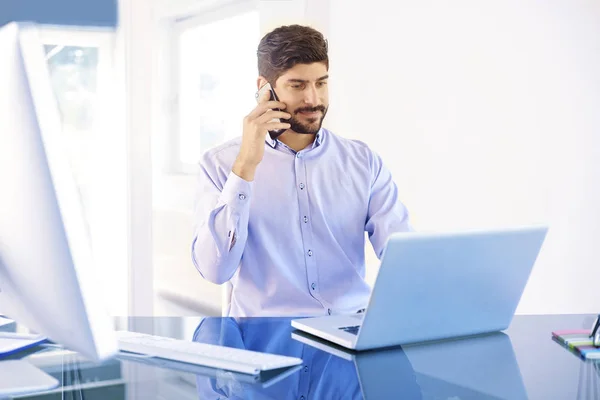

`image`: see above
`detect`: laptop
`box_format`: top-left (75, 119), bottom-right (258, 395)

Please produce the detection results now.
top-left (291, 329), bottom-right (528, 399)
top-left (291, 225), bottom-right (548, 350)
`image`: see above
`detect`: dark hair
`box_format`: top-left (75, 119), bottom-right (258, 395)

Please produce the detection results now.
top-left (257, 24), bottom-right (329, 86)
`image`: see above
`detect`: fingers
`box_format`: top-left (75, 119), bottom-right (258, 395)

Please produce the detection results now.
top-left (265, 121), bottom-right (291, 131)
top-left (247, 101), bottom-right (288, 120)
top-left (256, 110), bottom-right (292, 125)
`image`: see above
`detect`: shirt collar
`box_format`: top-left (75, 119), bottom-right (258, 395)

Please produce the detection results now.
top-left (265, 128), bottom-right (325, 149)
top-left (265, 135), bottom-right (277, 148)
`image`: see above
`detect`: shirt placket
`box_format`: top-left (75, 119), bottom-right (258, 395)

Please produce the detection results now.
top-left (295, 151), bottom-right (330, 313)
top-left (296, 344), bottom-right (313, 400)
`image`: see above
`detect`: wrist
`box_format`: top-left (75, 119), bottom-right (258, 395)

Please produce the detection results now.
top-left (232, 158), bottom-right (258, 181)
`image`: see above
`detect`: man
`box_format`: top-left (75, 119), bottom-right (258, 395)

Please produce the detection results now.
top-left (192, 24), bottom-right (412, 317)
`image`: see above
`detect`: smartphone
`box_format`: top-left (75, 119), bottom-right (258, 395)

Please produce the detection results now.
top-left (255, 82), bottom-right (286, 140)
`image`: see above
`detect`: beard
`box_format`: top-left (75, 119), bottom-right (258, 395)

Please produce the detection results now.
top-left (288, 105), bottom-right (328, 134)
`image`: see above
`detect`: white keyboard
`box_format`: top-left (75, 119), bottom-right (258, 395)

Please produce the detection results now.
top-left (116, 331), bottom-right (302, 375)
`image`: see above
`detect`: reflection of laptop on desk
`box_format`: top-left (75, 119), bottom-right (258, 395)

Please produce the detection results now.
top-left (292, 330), bottom-right (528, 399)
top-left (291, 330), bottom-right (422, 399)
top-left (404, 332), bottom-right (528, 399)
top-left (291, 226), bottom-right (548, 350)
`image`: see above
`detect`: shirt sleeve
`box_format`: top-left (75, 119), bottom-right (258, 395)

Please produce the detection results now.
top-left (365, 150), bottom-right (413, 259)
top-left (191, 152), bottom-right (252, 284)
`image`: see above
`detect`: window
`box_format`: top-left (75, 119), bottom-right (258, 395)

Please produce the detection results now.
top-left (44, 45), bottom-right (98, 195)
top-left (171, 5), bottom-right (260, 173)
top-left (40, 27), bottom-right (127, 316)
top-left (150, 1), bottom-right (259, 316)
top-left (41, 27), bottom-right (114, 211)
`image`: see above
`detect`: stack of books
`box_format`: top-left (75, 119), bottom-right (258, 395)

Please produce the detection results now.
top-left (552, 330), bottom-right (600, 360)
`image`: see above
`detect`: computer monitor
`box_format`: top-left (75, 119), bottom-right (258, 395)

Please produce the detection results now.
top-left (0, 22), bottom-right (117, 362)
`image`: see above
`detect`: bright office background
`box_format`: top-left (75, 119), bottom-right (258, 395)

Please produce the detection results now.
top-left (6, 0), bottom-right (599, 317)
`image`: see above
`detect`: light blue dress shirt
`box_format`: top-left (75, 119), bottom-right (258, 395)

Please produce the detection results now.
top-left (192, 128), bottom-right (412, 317)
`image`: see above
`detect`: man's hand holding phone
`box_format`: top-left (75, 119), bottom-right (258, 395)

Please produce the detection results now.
top-left (232, 89), bottom-right (290, 181)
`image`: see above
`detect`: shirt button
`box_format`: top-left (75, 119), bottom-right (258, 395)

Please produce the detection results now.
top-left (296, 152), bottom-right (302, 158)
top-left (300, 397), bottom-right (305, 400)
top-left (307, 250), bottom-right (313, 256)
top-left (304, 366), bottom-right (309, 372)
top-left (327, 308), bottom-right (332, 315)
top-left (299, 183), bottom-right (305, 190)
top-left (311, 282), bottom-right (316, 290)
top-left (303, 216), bottom-right (308, 223)
top-left (238, 193), bottom-right (246, 200)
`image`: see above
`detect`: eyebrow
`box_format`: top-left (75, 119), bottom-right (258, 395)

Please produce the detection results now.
top-left (286, 75), bottom-right (329, 84)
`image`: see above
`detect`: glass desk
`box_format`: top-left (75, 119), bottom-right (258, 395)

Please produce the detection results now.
top-left (1, 314), bottom-right (598, 399)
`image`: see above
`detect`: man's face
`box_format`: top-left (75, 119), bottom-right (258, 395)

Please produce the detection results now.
top-left (271, 62), bottom-right (329, 135)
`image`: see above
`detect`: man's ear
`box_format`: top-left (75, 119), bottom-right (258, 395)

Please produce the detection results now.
top-left (257, 76), bottom-right (269, 90)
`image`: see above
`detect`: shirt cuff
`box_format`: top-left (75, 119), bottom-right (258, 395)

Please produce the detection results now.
top-left (219, 171), bottom-right (253, 212)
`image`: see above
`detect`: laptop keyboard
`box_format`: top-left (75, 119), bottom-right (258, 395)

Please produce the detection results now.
top-left (338, 325), bottom-right (360, 335)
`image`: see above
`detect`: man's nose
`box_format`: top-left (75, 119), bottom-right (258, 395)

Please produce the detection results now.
top-left (302, 85), bottom-right (319, 106)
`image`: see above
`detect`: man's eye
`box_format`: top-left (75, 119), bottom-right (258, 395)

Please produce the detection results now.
top-left (317, 81), bottom-right (327, 87)
top-left (291, 85), bottom-right (302, 89)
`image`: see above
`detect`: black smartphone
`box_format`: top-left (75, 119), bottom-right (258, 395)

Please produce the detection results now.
top-left (256, 82), bottom-right (286, 140)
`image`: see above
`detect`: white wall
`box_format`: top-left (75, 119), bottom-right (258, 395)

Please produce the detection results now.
top-left (327, 0), bottom-right (600, 314)
top-left (147, 0), bottom-right (600, 315)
